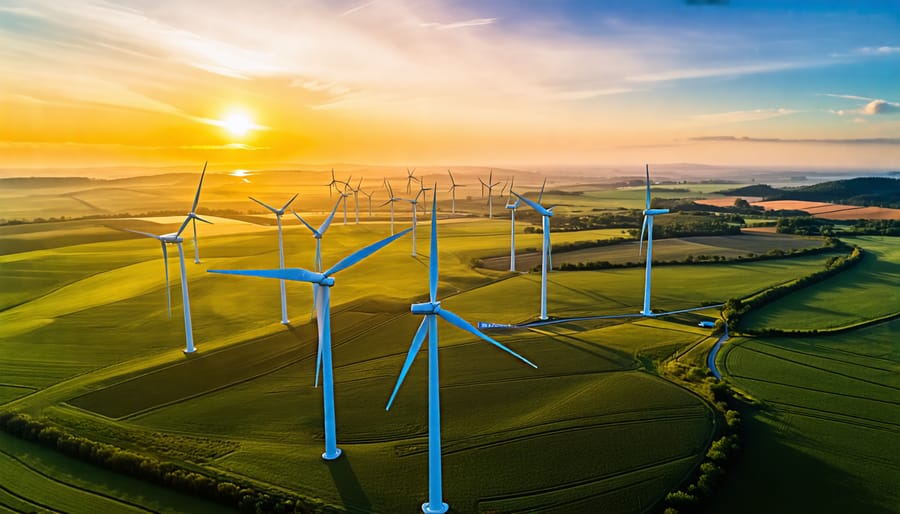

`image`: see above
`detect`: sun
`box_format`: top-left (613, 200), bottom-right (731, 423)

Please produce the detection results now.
top-left (221, 111), bottom-right (254, 137)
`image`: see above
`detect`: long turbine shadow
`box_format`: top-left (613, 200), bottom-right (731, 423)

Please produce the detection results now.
top-left (326, 454), bottom-right (372, 513)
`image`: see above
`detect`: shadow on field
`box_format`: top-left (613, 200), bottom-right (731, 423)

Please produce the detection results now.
top-left (708, 406), bottom-right (892, 514)
top-left (326, 454), bottom-right (372, 513)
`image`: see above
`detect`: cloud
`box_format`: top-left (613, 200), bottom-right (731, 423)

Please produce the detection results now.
top-left (691, 136), bottom-right (900, 145)
top-left (419, 18), bottom-right (497, 30)
top-left (864, 99), bottom-right (900, 115)
top-left (857, 46), bottom-right (900, 56)
top-left (341, 1), bottom-right (376, 17)
top-left (693, 108), bottom-right (797, 124)
top-left (821, 93), bottom-right (874, 102)
top-left (626, 61), bottom-right (807, 83)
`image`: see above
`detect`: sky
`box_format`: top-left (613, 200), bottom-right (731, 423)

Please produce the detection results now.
top-left (1, 0), bottom-right (899, 171)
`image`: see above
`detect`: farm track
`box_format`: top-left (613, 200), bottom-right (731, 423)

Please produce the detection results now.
top-left (0, 445), bottom-right (154, 513)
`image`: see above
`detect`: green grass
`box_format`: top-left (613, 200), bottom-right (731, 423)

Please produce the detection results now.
top-left (715, 322), bottom-right (900, 514)
top-left (741, 236), bottom-right (900, 330)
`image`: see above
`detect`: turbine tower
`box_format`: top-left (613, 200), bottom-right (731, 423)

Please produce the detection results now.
top-left (398, 188), bottom-right (425, 256)
top-left (209, 228), bottom-right (412, 460)
top-left (386, 189), bottom-right (537, 514)
top-left (339, 176), bottom-right (352, 225)
top-left (185, 162), bottom-right (212, 264)
top-left (381, 179), bottom-right (402, 235)
top-left (417, 182), bottom-right (434, 218)
top-left (248, 193), bottom-right (299, 324)
top-left (478, 169), bottom-right (501, 219)
top-left (350, 178), bottom-right (363, 224)
top-left (639, 164), bottom-right (670, 316)
top-left (505, 178), bottom-right (520, 272)
top-left (360, 187), bottom-right (374, 218)
top-left (513, 179), bottom-right (553, 320)
top-left (447, 169), bottom-right (465, 215)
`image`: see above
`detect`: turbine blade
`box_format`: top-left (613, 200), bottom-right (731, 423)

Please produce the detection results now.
top-left (438, 309), bottom-right (537, 368)
top-left (191, 161), bottom-right (207, 212)
top-left (124, 228), bottom-right (162, 240)
top-left (319, 196), bottom-right (343, 234)
top-left (429, 186), bottom-right (438, 302)
top-left (175, 216), bottom-right (192, 237)
top-left (249, 196), bottom-right (278, 214)
top-left (538, 178), bottom-right (547, 204)
top-left (512, 191), bottom-right (551, 217)
top-left (639, 216), bottom-right (648, 255)
top-left (281, 193), bottom-right (299, 212)
top-left (314, 292), bottom-right (324, 387)
top-left (208, 267), bottom-right (321, 283)
top-left (324, 228), bottom-right (412, 276)
top-left (645, 164), bottom-right (651, 210)
top-left (292, 210), bottom-right (318, 235)
top-left (191, 214), bottom-right (213, 225)
top-left (386, 318), bottom-right (429, 410)
top-left (161, 241), bottom-right (171, 318)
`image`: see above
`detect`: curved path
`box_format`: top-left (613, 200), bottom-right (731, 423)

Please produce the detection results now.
top-left (707, 325), bottom-right (729, 380)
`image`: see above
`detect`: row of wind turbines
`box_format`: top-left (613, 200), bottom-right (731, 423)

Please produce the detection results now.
top-left (126, 163), bottom-right (670, 513)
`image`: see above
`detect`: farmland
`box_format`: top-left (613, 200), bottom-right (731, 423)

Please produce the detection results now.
top-left (1, 171), bottom-right (898, 513)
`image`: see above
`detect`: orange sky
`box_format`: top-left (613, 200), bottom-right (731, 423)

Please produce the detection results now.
top-left (1, 1), bottom-right (899, 171)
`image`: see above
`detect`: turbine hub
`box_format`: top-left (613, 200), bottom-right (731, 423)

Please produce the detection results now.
top-left (411, 301), bottom-right (440, 315)
top-left (317, 276), bottom-right (335, 287)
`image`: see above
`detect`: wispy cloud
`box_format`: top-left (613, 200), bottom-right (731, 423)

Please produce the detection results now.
top-left (419, 18), bottom-right (497, 30)
top-left (341, 1), bottom-right (376, 17)
top-left (856, 46), bottom-right (900, 56)
top-left (693, 108), bottom-right (797, 124)
top-left (691, 136), bottom-right (900, 145)
top-left (821, 93), bottom-right (900, 116)
top-left (626, 61), bottom-right (805, 83)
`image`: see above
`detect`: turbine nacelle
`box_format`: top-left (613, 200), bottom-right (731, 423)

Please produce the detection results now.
top-left (411, 301), bottom-right (441, 315)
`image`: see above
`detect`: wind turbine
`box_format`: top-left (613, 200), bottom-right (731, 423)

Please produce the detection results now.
top-left (639, 164), bottom-right (670, 316)
top-left (183, 162), bottom-right (212, 264)
top-left (339, 176), bottom-right (352, 225)
top-left (126, 163), bottom-right (211, 353)
top-left (505, 178), bottom-right (520, 272)
top-left (381, 179), bottom-right (402, 235)
top-left (513, 178), bottom-right (552, 320)
top-left (325, 169), bottom-right (339, 199)
top-left (294, 196), bottom-right (344, 321)
top-left (209, 228), bottom-right (412, 460)
top-left (360, 187), bottom-right (375, 218)
top-left (350, 178), bottom-right (363, 224)
top-left (479, 169), bottom-right (501, 219)
top-left (398, 188), bottom-right (425, 256)
top-left (447, 169), bottom-right (464, 215)
top-left (385, 190), bottom-right (537, 514)
top-left (417, 182), bottom-right (434, 218)
top-left (248, 193), bottom-right (299, 324)
top-left (406, 167), bottom-right (420, 194)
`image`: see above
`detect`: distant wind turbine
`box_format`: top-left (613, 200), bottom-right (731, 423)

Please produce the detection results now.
top-left (185, 162), bottom-right (212, 264)
top-left (294, 196), bottom-right (344, 322)
top-left (360, 187), bottom-right (375, 218)
top-left (350, 178), bottom-right (363, 224)
top-left (406, 167), bottom-right (420, 194)
top-left (479, 169), bottom-right (501, 219)
top-left (339, 176), bottom-right (352, 225)
top-left (381, 179), bottom-right (402, 235)
top-left (125, 162), bottom-right (211, 353)
top-left (639, 164), bottom-right (670, 316)
top-left (513, 178), bottom-right (553, 320)
top-left (209, 228), bottom-right (412, 461)
top-left (397, 188), bottom-right (426, 256)
top-left (447, 169), bottom-right (465, 215)
top-left (248, 193), bottom-right (299, 324)
top-left (417, 182), bottom-right (434, 218)
top-left (325, 169), bottom-right (339, 199)
top-left (505, 178), bottom-right (520, 272)
top-left (386, 189), bottom-right (537, 514)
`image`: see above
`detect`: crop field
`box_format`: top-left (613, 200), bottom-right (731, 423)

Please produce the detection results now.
top-left (741, 236), bottom-right (900, 330)
top-left (480, 232), bottom-right (825, 271)
top-left (714, 321), bottom-right (900, 514)
top-left (2, 173), bottom-right (897, 514)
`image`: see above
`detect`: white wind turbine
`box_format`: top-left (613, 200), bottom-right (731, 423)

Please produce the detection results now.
top-left (479, 169), bottom-right (501, 219)
top-left (397, 188), bottom-right (426, 256)
top-left (248, 193), bottom-right (298, 324)
top-left (513, 178), bottom-right (553, 320)
top-left (406, 167), bottom-right (420, 194)
top-left (294, 196), bottom-right (344, 322)
top-left (350, 178), bottom-right (363, 224)
top-left (381, 179), bottom-right (402, 235)
top-left (447, 169), bottom-right (465, 215)
top-left (639, 164), bottom-right (671, 316)
top-left (126, 162), bottom-right (210, 353)
top-left (183, 162), bottom-right (212, 263)
top-left (505, 178), bottom-right (520, 272)
top-left (386, 189), bottom-right (537, 513)
top-left (360, 186), bottom-right (375, 218)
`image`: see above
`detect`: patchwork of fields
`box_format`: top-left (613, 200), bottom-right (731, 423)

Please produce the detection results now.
top-left (1, 178), bottom-right (897, 513)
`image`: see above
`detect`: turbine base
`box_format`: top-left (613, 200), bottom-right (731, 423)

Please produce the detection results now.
top-left (322, 448), bottom-right (342, 461)
top-left (281, 319), bottom-right (290, 325)
top-left (422, 502), bottom-right (449, 514)
top-left (183, 348), bottom-right (196, 355)
top-left (640, 310), bottom-right (653, 317)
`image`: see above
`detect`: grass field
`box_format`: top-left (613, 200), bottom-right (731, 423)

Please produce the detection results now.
top-left (741, 236), bottom-right (900, 330)
top-left (714, 321), bottom-right (900, 514)
top-left (2, 174), bottom-right (897, 513)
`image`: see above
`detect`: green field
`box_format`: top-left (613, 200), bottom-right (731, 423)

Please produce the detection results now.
top-left (2, 174), bottom-right (897, 513)
top-left (714, 322), bottom-right (900, 514)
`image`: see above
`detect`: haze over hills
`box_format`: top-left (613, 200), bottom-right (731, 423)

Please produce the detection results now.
top-left (721, 177), bottom-right (900, 208)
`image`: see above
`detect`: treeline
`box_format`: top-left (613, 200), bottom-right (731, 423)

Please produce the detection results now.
top-left (722, 246), bottom-right (864, 333)
top-left (556, 237), bottom-right (845, 272)
top-left (0, 412), bottom-right (340, 514)
top-left (1, 208), bottom-right (247, 226)
top-left (519, 210), bottom-right (642, 232)
top-left (519, 211), bottom-right (743, 236)
top-left (777, 217), bottom-right (900, 236)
